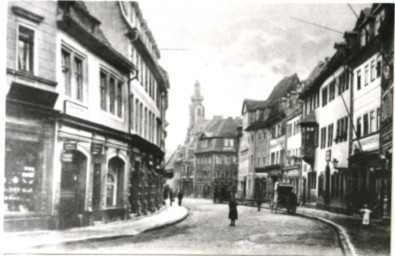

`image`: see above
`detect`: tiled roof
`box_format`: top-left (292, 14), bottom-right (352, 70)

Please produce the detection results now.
top-left (201, 117), bottom-right (242, 138)
top-left (266, 73), bottom-right (300, 104)
top-left (243, 99), bottom-right (267, 112)
top-left (300, 112), bottom-right (317, 124)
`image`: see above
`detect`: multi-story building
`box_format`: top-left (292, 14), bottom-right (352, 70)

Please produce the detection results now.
top-left (348, 4), bottom-right (393, 218)
top-left (194, 117), bottom-right (241, 199)
top-left (5, 1), bottom-right (59, 231)
top-left (4, 1), bottom-right (169, 232)
top-left (282, 88), bottom-right (303, 202)
top-left (85, 1), bottom-right (170, 216)
top-left (238, 100), bottom-right (267, 200)
top-left (241, 74), bottom-right (300, 202)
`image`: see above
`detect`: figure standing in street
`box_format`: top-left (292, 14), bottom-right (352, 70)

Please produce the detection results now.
top-left (178, 190), bottom-right (184, 206)
top-left (256, 197), bottom-right (262, 211)
top-left (169, 189), bottom-right (174, 206)
top-left (228, 194), bottom-right (238, 226)
top-left (360, 204), bottom-right (372, 225)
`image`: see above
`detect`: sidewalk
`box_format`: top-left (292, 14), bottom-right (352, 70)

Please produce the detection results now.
top-left (262, 202), bottom-right (390, 256)
top-left (3, 205), bottom-right (188, 253)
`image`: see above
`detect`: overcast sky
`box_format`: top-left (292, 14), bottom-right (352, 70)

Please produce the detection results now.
top-left (138, 1), bottom-right (370, 154)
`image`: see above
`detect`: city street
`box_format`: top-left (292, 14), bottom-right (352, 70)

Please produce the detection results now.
top-left (41, 198), bottom-right (342, 255)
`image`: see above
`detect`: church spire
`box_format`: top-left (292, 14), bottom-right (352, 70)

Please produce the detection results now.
top-left (188, 80), bottom-right (205, 130)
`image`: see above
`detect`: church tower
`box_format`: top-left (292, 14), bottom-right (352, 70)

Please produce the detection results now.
top-left (188, 80), bottom-right (205, 130)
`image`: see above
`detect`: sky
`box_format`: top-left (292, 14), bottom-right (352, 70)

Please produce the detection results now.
top-left (138, 1), bottom-right (371, 154)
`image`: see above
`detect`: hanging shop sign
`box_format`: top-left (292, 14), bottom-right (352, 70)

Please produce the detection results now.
top-left (61, 152), bottom-right (73, 162)
top-left (63, 141), bottom-right (77, 151)
top-left (91, 143), bottom-right (103, 155)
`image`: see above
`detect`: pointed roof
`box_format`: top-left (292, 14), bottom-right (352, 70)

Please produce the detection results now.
top-left (266, 73), bottom-right (300, 104)
top-left (242, 99), bottom-right (267, 113)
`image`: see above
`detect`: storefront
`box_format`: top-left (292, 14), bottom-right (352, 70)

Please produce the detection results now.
top-left (4, 86), bottom-right (58, 232)
top-left (349, 151), bottom-right (389, 218)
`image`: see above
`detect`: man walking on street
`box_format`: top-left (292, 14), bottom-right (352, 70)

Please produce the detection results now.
top-left (178, 190), bottom-right (184, 206)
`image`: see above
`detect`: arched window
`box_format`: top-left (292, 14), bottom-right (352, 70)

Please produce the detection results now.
top-left (106, 157), bottom-right (125, 207)
top-left (106, 171), bottom-right (116, 207)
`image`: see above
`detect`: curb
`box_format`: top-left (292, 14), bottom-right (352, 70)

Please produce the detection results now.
top-left (30, 207), bottom-right (189, 249)
top-left (296, 213), bottom-right (357, 256)
top-left (257, 204), bottom-right (356, 256)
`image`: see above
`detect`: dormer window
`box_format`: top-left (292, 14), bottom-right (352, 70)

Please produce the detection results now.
top-left (360, 28), bottom-right (366, 46)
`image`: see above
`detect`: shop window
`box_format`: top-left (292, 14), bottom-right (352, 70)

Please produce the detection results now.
top-left (4, 139), bottom-right (40, 213)
top-left (377, 59), bottom-right (382, 78)
top-left (18, 25), bottom-right (35, 73)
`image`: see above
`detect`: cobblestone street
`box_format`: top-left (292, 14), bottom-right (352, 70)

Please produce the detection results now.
top-left (41, 198), bottom-right (343, 255)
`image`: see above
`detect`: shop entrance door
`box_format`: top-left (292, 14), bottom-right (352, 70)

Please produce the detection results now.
top-left (59, 151), bottom-right (87, 229)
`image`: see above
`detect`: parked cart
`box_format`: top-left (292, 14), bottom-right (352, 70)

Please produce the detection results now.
top-left (270, 182), bottom-right (297, 214)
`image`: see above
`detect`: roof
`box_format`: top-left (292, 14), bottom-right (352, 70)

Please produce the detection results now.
top-left (245, 74), bottom-right (300, 131)
top-left (201, 117), bottom-right (242, 138)
top-left (242, 99), bottom-right (267, 113)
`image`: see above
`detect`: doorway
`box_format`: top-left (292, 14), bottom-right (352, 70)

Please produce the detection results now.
top-left (59, 150), bottom-right (87, 229)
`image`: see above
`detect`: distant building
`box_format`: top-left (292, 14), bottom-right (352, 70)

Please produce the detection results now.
top-left (194, 116), bottom-right (242, 199)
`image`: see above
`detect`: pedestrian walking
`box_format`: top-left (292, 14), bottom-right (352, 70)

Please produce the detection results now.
top-left (228, 194), bottom-right (238, 226)
top-left (178, 190), bottom-right (184, 206)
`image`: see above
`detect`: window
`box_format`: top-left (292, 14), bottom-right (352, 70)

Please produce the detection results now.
top-left (371, 60), bottom-right (376, 81)
top-left (356, 117), bottom-right (362, 138)
top-left (370, 111), bottom-right (375, 133)
top-left (117, 81), bottom-right (123, 117)
top-left (62, 46), bottom-right (86, 102)
top-left (320, 127), bottom-right (327, 149)
top-left (363, 113), bottom-right (369, 136)
top-left (364, 65), bottom-right (369, 86)
top-left (100, 72), bottom-right (107, 110)
top-left (377, 108), bottom-right (381, 130)
top-left (130, 94), bottom-right (134, 130)
top-left (106, 171), bottom-right (116, 207)
top-left (328, 124), bottom-right (333, 147)
top-left (271, 152), bottom-right (275, 165)
top-left (357, 70), bottom-right (362, 90)
top-left (62, 49), bottom-right (71, 96)
top-left (109, 77), bottom-right (115, 114)
top-left (360, 29), bottom-right (366, 46)
top-left (287, 124), bottom-right (292, 137)
top-left (322, 87), bottom-right (328, 106)
top-left (377, 59), bottom-right (382, 78)
top-left (74, 57), bottom-right (83, 101)
top-left (224, 139), bottom-right (234, 148)
top-left (18, 25), bottom-right (34, 73)
top-left (329, 81), bottom-right (335, 101)
top-left (250, 154), bottom-right (254, 165)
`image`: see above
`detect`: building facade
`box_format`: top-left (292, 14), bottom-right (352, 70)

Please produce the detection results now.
top-left (5, 1), bottom-right (170, 232)
top-left (194, 117), bottom-right (241, 200)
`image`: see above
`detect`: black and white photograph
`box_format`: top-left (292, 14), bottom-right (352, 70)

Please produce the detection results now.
top-left (2, 1), bottom-right (393, 255)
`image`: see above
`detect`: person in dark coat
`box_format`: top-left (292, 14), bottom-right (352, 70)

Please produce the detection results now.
top-left (169, 189), bottom-right (174, 206)
top-left (228, 195), bottom-right (238, 226)
top-left (177, 190), bottom-right (184, 206)
top-left (256, 197), bottom-right (262, 211)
